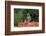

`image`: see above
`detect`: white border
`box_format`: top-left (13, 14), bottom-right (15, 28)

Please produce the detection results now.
top-left (11, 5), bottom-right (42, 31)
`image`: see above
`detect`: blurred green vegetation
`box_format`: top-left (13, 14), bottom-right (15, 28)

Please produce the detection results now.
top-left (14, 9), bottom-right (39, 26)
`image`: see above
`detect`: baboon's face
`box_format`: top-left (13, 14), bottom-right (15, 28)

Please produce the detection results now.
top-left (27, 13), bottom-right (30, 16)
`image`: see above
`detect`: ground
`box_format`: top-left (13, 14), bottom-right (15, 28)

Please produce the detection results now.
top-left (18, 21), bottom-right (39, 27)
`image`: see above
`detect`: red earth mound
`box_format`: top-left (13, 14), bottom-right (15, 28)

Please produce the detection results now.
top-left (18, 22), bottom-right (39, 27)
